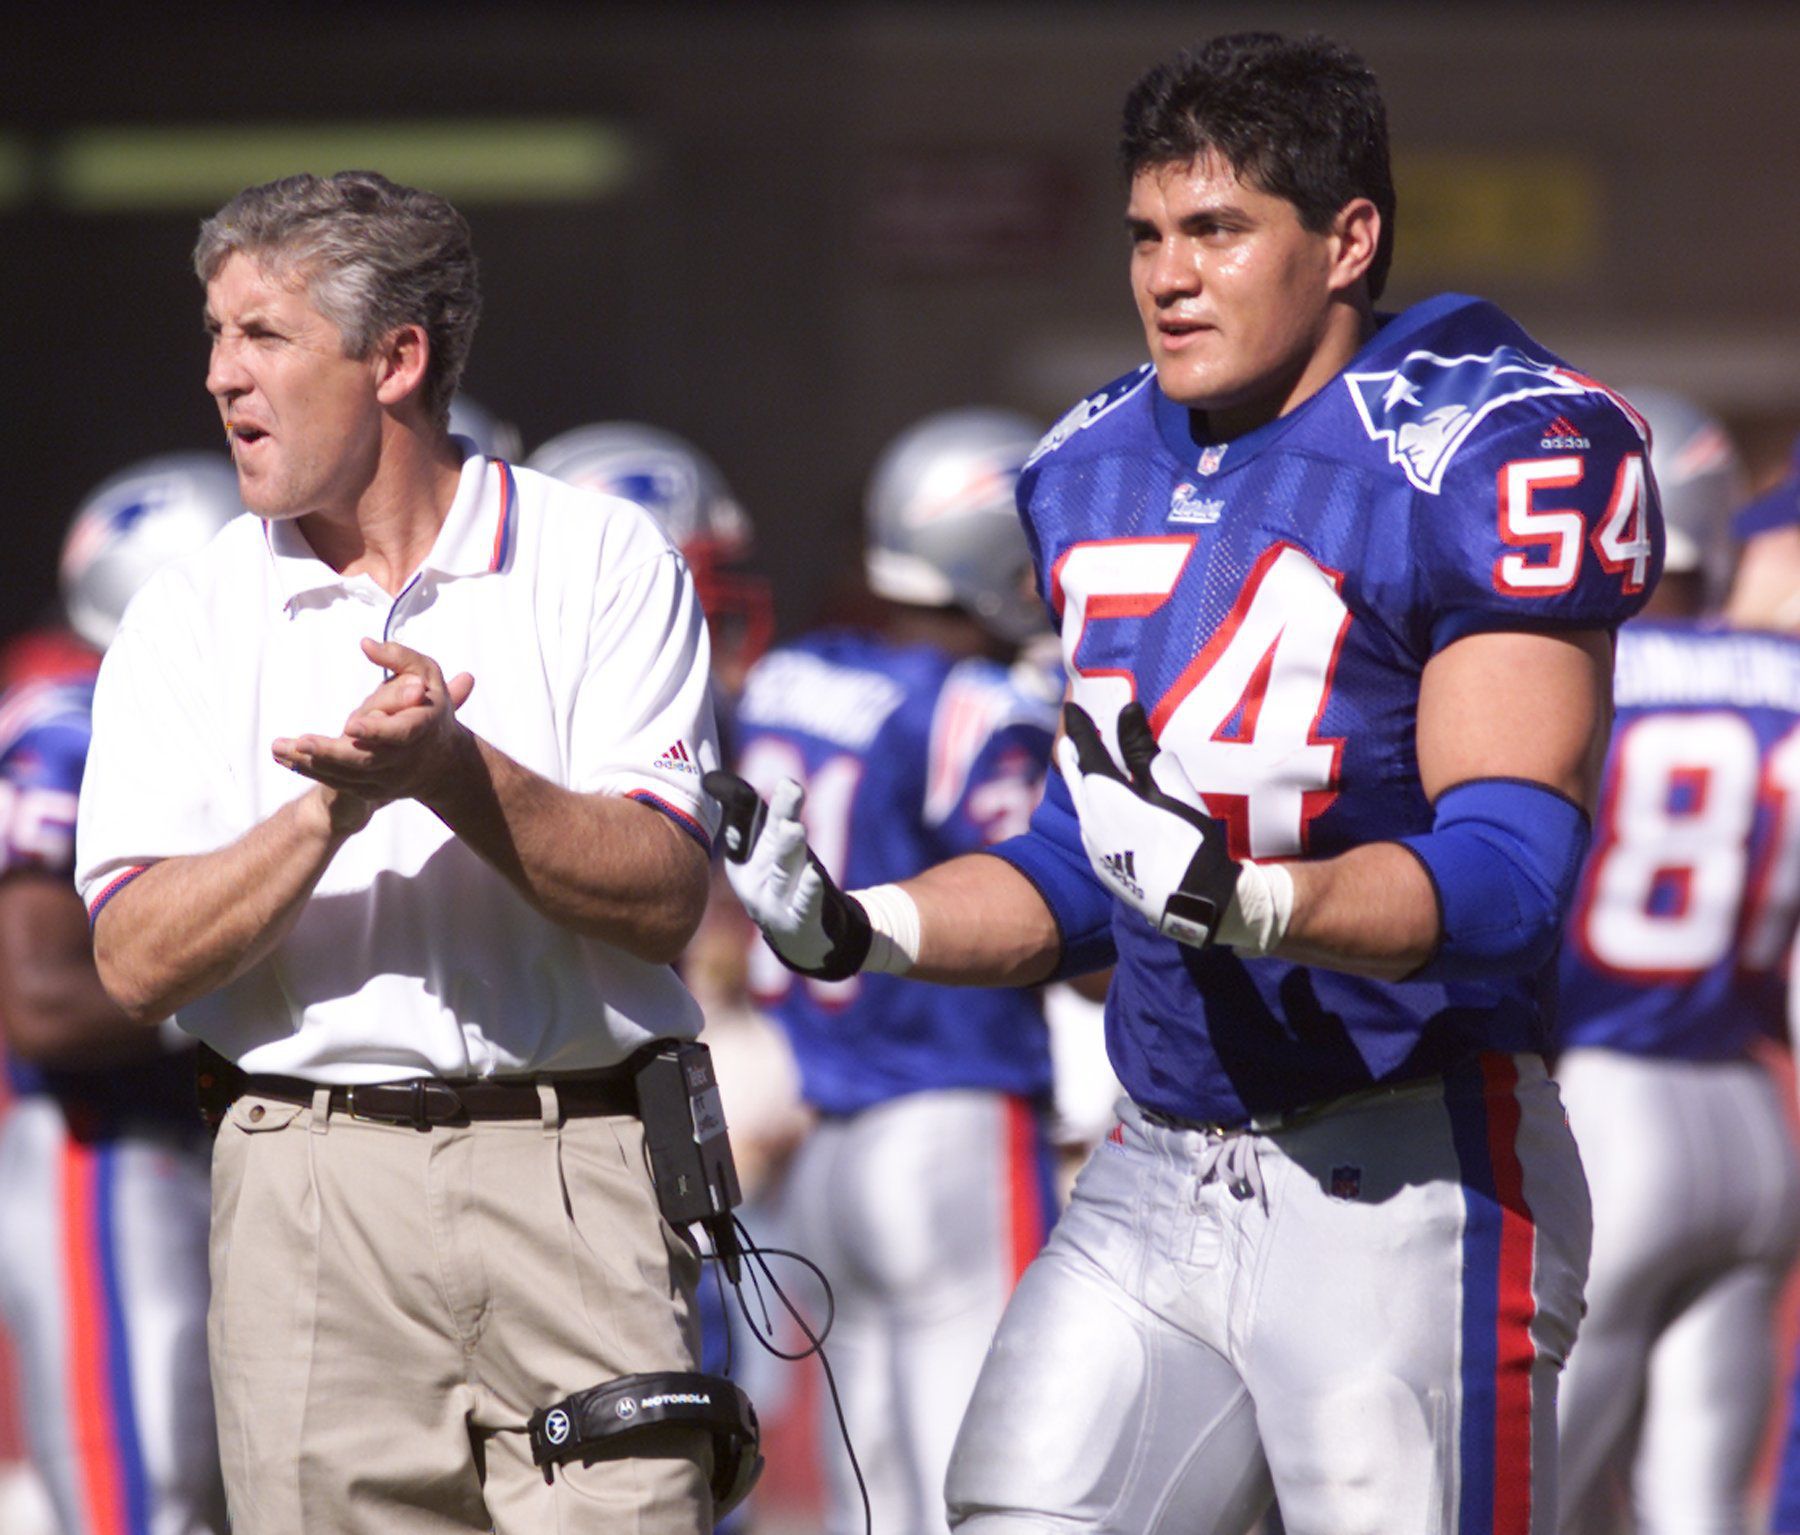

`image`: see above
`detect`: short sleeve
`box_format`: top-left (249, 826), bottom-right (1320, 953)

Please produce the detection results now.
top-left (921, 663), bottom-right (1056, 857)
top-left (1421, 395), bottom-right (1663, 652)
top-left (74, 578), bottom-right (232, 916)
top-left (571, 544), bottom-right (721, 849)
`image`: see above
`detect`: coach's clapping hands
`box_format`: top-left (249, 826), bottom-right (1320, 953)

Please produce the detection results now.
top-left (272, 638), bottom-right (477, 812)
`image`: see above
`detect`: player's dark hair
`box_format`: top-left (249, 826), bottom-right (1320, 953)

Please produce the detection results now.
top-left (1120, 32), bottom-right (1396, 300)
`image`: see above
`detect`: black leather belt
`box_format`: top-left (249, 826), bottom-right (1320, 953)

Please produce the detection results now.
top-left (231, 1068), bottom-right (638, 1129)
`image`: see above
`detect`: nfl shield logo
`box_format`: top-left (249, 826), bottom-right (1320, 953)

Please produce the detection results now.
top-left (1197, 443), bottom-right (1227, 476)
top-left (1330, 1164), bottom-right (1362, 1200)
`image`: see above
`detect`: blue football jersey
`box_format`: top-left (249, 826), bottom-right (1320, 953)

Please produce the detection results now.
top-left (0, 658), bottom-right (197, 1122)
top-left (1021, 293), bottom-right (1660, 1125)
top-left (1558, 621), bottom-right (1800, 1059)
top-left (735, 631), bottom-right (1057, 1115)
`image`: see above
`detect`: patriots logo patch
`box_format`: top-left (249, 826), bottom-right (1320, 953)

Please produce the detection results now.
top-left (1345, 346), bottom-right (1626, 495)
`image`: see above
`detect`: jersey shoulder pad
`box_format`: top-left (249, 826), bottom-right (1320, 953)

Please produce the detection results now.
top-left (0, 679), bottom-right (93, 782)
top-left (922, 657), bottom-right (1056, 832)
top-left (1024, 365), bottom-right (1157, 471)
top-left (1342, 296), bottom-right (1646, 497)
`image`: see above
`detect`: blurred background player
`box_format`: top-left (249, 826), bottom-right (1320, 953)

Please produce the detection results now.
top-left (728, 408), bottom-right (1058, 1535)
top-left (0, 453), bottom-right (238, 1535)
top-left (1554, 391), bottom-right (1800, 1533)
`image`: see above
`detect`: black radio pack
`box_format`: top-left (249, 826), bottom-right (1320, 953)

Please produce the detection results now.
top-left (633, 1041), bottom-right (744, 1274)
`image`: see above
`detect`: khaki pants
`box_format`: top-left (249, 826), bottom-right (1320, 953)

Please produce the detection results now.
top-left (207, 1086), bottom-right (711, 1535)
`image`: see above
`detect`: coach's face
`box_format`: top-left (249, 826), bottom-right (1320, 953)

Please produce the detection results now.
top-left (205, 252), bottom-right (383, 522)
top-left (1128, 153), bottom-right (1371, 434)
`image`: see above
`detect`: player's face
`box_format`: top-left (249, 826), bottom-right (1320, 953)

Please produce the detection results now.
top-left (1128, 154), bottom-right (1348, 430)
top-left (204, 252), bottom-right (384, 523)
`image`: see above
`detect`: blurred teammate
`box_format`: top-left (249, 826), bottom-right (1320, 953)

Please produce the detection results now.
top-left (713, 32), bottom-right (1659, 1531)
top-left (731, 409), bottom-right (1058, 1535)
top-left (1553, 393), bottom-right (1800, 1533)
top-left (0, 453), bottom-right (238, 1535)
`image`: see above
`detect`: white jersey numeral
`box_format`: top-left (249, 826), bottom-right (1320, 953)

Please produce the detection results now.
top-left (1577, 714), bottom-right (1800, 979)
top-left (737, 739), bottom-right (864, 1005)
top-left (1590, 454), bottom-right (1654, 595)
top-left (1493, 451), bottom-right (1651, 598)
top-left (1055, 539), bottom-right (1350, 859)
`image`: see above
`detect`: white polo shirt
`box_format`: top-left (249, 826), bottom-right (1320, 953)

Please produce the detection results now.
top-left (74, 450), bottom-right (721, 1082)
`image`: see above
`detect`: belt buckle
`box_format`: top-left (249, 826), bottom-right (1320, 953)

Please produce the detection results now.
top-left (347, 1080), bottom-right (437, 1131)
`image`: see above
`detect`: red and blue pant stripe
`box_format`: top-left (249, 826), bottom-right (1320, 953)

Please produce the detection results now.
top-left (61, 1136), bottom-right (150, 1535)
top-left (1446, 1054), bottom-right (1540, 1535)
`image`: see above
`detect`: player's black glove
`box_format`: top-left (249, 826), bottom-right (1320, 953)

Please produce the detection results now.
top-left (702, 769), bottom-right (873, 981)
top-left (1057, 701), bottom-right (1242, 948)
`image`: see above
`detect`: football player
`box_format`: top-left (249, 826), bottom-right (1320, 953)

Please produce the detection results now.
top-left (710, 32), bottom-right (1658, 1533)
top-left (1552, 392), bottom-right (1800, 1533)
top-left (729, 408), bottom-right (1059, 1535)
top-left (0, 454), bottom-right (239, 1535)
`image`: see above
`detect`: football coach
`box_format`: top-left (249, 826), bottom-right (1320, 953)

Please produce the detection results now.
top-left (74, 170), bottom-right (721, 1535)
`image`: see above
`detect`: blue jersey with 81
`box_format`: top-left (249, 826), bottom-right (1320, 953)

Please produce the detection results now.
top-left (735, 630), bottom-right (1057, 1115)
top-left (1558, 620), bottom-right (1800, 1060)
top-left (1022, 293), bottom-right (1660, 1126)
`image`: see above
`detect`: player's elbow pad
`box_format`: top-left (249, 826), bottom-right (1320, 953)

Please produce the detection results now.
top-left (988, 769), bottom-right (1118, 980)
top-left (1399, 778), bottom-right (1591, 983)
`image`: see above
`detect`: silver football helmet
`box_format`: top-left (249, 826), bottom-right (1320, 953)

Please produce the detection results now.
top-left (863, 408), bottom-right (1045, 644)
top-left (527, 422), bottom-right (771, 671)
top-left (527, 422), bottom-right (752, 557)
top-left (1628, 387), bottom-right (1745, 594)
top-left (60, 453), bottom-right (243, 650)
top-left (448, 393), bottom-right (524, 461)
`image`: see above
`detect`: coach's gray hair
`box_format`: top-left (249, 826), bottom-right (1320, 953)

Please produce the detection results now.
top-left (194, 170), bottom-right (481, 429)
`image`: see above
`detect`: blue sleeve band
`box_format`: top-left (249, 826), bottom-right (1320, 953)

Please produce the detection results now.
top-left (1399, 778), bottom-right (1591, 983)
top-left (986, 769), bottom-right (1118, 980)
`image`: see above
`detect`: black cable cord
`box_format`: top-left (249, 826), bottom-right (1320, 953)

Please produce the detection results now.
top-left (706, 1241), bottom-right (735, 1379)
top-left (701, 1215), bottom-right (872, 1535)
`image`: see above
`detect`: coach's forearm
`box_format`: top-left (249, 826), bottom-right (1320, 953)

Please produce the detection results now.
top-left (902, 854), bottom-right (1062, 987)
top-left (92, 785), bottom-right (364, 1023)
top-left (423, 731), bottom-right (709, 965)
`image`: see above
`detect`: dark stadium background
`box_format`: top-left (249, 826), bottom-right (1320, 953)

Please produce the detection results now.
top-left (4, 2), bottom-right (1800, 1525)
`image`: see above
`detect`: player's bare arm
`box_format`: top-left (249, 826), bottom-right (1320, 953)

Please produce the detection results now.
top-left (276, 637), bottom-right (709, 963)
top-left (0, 874), bottom-right (161, 1066)
top-left (1277, 626), bottom-right (1612, 979)
top-left (903, 854), bottom-right (1061, 986)
top-left (92, 778), bottom-right (371, 1024)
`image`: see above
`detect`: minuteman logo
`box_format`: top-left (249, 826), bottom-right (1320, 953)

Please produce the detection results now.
top-left (1345, 345), bottom-right (1632, 494)
top-left (1100, 850), bottom-right (1143, 900)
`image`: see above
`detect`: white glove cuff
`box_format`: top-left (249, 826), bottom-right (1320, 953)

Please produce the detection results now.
top-left (850, 883), bottom-right (921, 975)
top-left (1215, 861), bottom-right (1295, 956)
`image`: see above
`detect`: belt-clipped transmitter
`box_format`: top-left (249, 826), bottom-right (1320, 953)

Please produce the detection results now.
top-left (632, 1040), bottom-right (745, 1278)
top-left (528, 1371), bottom-right (763, 1517)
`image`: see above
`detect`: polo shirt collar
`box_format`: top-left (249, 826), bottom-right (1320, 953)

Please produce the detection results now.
top-left (263, 441), bottom-right (518, 606)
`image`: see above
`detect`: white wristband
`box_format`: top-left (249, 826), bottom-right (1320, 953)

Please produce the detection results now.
top-left (1215, 861), bottom-right (1294, 956)
top-left (850, 883), bottom-right (921, 975)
